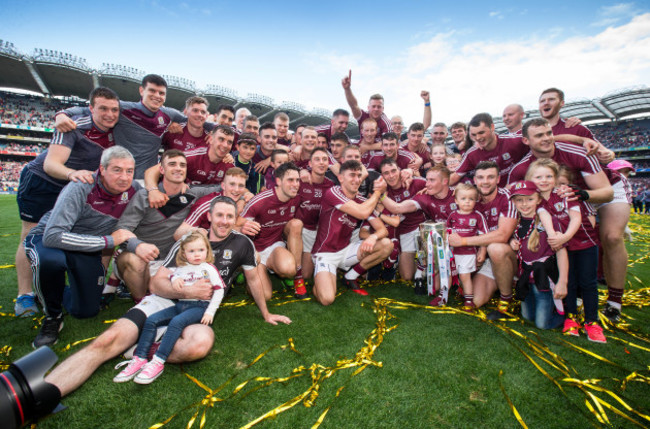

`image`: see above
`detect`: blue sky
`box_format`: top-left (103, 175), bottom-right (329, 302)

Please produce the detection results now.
top-left (2, 0), bottom-right (649, 125)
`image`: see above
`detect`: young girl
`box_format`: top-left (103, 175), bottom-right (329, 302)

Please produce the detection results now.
top-left (509, 180), bottom-right (567, 330)
top-left (553, 167), bottom-right (606, 342)
top-left (430, 143), bottom-right (447, 168)
top-left (114, 232), bottom-right (225, 384)
top-left (430, 183), bottom-right (487, 310)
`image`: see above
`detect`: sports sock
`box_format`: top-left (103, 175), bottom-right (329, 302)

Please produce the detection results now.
top-left (345, 263), bottom-right (366, 280)
top-left (295, 265), bottom-right (303, 280)
top-left (606, 287), bottom-right (623, 309)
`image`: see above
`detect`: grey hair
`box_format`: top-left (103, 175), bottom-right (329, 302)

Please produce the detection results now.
top-left (100, 146), bottom-right (135, 169)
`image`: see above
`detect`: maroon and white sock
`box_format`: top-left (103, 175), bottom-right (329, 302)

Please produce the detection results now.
top-left (607, 287), bottom-right (623, 310)
top-left (345, 263), bottom-right (367, 280)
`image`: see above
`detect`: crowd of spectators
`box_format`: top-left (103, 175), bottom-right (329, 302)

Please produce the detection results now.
top-left (0, 143), bottom-right (44, 153)
top-left (591, 119), bottom-right (650, 151)
top-left (0, 160), bottom-right (25, 189)
top-left (0, 91), bottom-right (81, 129)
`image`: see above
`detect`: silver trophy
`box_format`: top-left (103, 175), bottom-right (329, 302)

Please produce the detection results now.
top-left (415, 221), bottom-right (449, 296)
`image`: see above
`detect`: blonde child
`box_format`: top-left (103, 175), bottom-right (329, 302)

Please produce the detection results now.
top-left (440, 183), bottom-right (487, 311)
top-left (509, 180), bottom-right (568, 330)
top-left (430, 143), bottom-right (447, 167)
top-left (552, 166), bottom-right (605, 342)
top-left (114, 232), bottom-right (225, 384)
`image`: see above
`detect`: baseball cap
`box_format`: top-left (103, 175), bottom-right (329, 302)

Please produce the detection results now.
top-left (509, 180), bottom-right (539, 198)
top-left (607, 159), bottom-right (635, 172)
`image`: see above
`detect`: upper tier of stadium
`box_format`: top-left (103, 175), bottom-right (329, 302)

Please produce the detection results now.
top-left (2, 39), bottom-right (650, 136)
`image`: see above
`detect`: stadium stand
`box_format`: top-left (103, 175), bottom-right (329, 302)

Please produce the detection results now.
top-left (0, 39), bottom-right (649, 193)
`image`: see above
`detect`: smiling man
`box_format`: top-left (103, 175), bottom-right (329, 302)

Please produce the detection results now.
top-left (312, 160), bottom-right (391, 305)
top-left (15, 87), bottom-right (120, 317)
top-left (341, 69), bottom-right (392, 142)
top-left (114, 149), bottom-right (219, 301)
top-left (162, 96), bottom-right (211, 152)
top-left (25, 146), bottom-right (140, 347)
top-left (183, 125), bottom-right (236, 185)
top-left (42, 195), bottom-right (290, 401)
top-left (239, 162), bottom-right (306, 298)
top-left (54, 74), bottom-right (187, 179)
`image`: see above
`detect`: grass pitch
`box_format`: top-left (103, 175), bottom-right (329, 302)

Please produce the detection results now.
top-left (0, 194), bottom-right (649, 428)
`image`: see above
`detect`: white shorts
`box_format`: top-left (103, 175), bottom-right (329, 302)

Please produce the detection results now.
top-left (133, 294), bottom-right (175, 317)
top-left (258, 241), bottom-right (286, 266)
top-left (454, 254), bottom-right (477, 274)
top-left (593, 181), bottom-right (631, 209)
top-left (313, 241), bottom-right (362, 276)
top-left (148, 260), bottom-right (164, 278)
top-left (399, 228), bottom-right (419, 253)
top-left (302, 228), bottom-right (317, 253)
top-left (476, 258), bottom-right (494, 280)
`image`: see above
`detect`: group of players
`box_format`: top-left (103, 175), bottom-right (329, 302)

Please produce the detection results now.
top-left (11, 71), bottom-right (632, 399)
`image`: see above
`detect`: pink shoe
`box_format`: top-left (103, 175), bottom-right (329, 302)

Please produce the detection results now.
top-left (563, 318), bottom-right (581, 337)
top-left (584, 322), bottom-right (607, 343)
top-left (113, 356), bottom-right (147, 383)
top-left (134, 359), bottom-right (165, 384)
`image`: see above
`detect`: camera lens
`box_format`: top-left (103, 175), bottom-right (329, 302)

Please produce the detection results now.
top-left (0, 346), bottom-right (60, 429)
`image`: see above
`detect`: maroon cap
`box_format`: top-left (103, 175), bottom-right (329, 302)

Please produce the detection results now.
top-left (509, 180), bottom-right (539, 198)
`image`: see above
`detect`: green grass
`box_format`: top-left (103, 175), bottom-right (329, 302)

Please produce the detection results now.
top-left (1, 194), bottom-right (649, 428)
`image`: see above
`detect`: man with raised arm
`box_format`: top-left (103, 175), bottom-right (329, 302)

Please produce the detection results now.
top-left (312, 160), bottom-right (391, 305)
top-left (341, 69), bottom-right (392, 141)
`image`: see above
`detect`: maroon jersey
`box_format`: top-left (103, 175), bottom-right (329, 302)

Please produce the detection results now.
top-left (313, 186), bottom-right (372, 254)
top-left (277, 137), bottom-right (292, 147)
top-left (252, 146), bottom-right (271, 164)
top-left (183, 191), bottom-right (221, 229)
top-left (507, 142), bottom-right (602, 189)
top-left (538, 192), bottom-right (598, 251)
top-left (446, 210), bottom-right (488, 255)
top-left (296, 177), bottom-right (335, 231)
top-left (387, 178), bottom-right (426, 235)
top-left (552, 118), bottom-right (594, 140)
top-left (356, 110), bottom-right (392, 142)
top-left (456, 135), bottom-right (528, 187)
top-left (184, 147), bottom-right (235, 185)
top-left (367, 150), bottom-right (416, 171)
top-left (401, 143), bottom-right (432, 174)
top-left (411, 190), bottom-right (457, 223)
top-left (360, 149), bottom-right (383, 167)
top-left (517, 217), bottom-right (555, 265)
top-left (476, 188), bottom-right (517, 232)
top-left (161, 124), bottom-right (208, 152)
top-left (241, 188), bottom-right (299, 251)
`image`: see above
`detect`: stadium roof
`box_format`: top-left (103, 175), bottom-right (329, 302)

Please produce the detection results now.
top-left (0, 41), bottom-right (332, 132)
top-left (493, 86), bottom-right (650, 133)
top-left (0, 40), bottom-right (646, 139)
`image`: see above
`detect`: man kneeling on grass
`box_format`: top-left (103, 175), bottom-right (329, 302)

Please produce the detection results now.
top-left (311, 160), bottom-right (393, 305)
top-left (42, 196), bottom-right (290, 399)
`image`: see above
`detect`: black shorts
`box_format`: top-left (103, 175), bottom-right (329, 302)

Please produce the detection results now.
top-left (16, 168), bottom-right (62, 222)
top-left (121, 308), bottom-right (148, 334)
